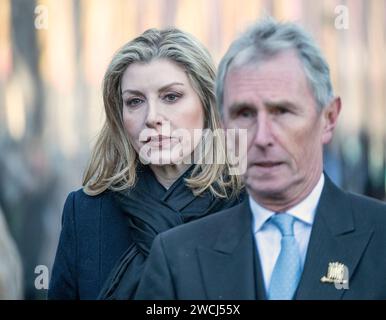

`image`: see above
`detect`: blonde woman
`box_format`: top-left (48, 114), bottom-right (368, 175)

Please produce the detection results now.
top-left (48, 28), bottom-right (244, 300)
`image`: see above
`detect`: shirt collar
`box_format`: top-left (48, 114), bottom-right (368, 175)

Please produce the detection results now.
top-left (249, 173), bottom-right (325, 233)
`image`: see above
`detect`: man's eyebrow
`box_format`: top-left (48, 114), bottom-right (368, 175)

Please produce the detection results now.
top-left (228, 102), bottom-right (256, 113)
top-left (265, 100), bottom-right (298, 110)
top-left (121, 82), bottom-right (184, 95)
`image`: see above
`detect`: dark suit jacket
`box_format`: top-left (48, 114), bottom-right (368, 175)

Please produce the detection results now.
top-left (48, 189), bottom-right (133, 299)
top-left (135, 176), bottom-right (386, 299)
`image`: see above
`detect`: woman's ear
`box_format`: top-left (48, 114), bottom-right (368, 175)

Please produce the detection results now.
top-left (321, 97), bottom-right (342, 145)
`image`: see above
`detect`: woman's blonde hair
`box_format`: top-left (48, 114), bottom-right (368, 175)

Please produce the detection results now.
top-left (83, 27), bottom-right (242, 198)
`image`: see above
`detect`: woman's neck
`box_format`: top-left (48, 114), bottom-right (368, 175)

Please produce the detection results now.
top-left (149, 163), bottom-right (191, 189)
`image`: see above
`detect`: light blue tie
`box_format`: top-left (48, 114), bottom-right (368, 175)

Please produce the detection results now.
top-left (268, 213), bottom-right (301, 300)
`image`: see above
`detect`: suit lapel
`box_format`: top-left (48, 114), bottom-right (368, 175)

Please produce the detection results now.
top-left (295, 175), bottom-right (374, 300)
top-left (197, 199), bottom-right (258, 299)
top-left (252, 239), bottom-right (268, 300)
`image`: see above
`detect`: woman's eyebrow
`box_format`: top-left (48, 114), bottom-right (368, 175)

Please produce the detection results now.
top-left (158, 82), bottom-right (184, 92)
top-left (121, 89), bottom-right (143, 96)
top-left (121, 82), bottom-right (184, 95)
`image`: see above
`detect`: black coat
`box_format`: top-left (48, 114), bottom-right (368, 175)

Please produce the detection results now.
top-left (48, 189), bottom-right (131, 299)
top-left (48, 166), bottom-right (244, 299)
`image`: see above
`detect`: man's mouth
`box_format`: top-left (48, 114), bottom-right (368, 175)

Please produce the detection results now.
top-left (254, 161), bottom-right (284, 168)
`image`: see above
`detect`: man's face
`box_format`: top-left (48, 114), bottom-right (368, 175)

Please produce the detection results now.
top-left (223, 50), bottom-right (340, 208)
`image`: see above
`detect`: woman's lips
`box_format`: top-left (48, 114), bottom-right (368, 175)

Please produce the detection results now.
top-left (145, 135), bottom-right (177, 147)
top-left (149, 135), bottom-right (170, 142)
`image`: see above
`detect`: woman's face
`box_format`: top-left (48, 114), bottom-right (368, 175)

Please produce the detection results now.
top-left (121, 58), bottom-right (205, 165)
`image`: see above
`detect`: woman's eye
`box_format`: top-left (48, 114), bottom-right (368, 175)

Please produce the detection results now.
top-left (163, 93), bottom-right (181, 103)
top-left (126, 98), bottom-right (143, 107)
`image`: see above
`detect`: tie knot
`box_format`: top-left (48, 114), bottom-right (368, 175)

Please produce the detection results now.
top-left (270, 213), bottom-right (295, 236)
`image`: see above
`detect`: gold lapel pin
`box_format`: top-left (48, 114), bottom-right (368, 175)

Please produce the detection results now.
top-left (320, 262), bottom-right (348, 284)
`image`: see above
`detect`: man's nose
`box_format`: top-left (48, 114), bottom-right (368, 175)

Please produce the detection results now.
top-left (145, 100), bottom-right (164, 128)
top-left (253, 114), bottom-right (274, 148)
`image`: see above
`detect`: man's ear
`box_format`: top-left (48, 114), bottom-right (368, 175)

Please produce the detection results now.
top-left (321, 97), bottom-right (341, 145)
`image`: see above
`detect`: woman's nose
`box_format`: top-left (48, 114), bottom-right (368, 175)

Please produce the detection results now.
top-left (145, 101), bottom-right (164, 128)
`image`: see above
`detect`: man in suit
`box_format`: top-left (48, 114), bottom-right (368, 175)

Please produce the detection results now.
top-left (135, 18), bottom-right (386, 300)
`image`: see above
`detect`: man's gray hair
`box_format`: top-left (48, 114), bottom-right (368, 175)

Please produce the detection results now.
top-left (216, 18), bottom-right (334, 113)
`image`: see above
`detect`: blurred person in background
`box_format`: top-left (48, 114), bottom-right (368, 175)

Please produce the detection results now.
top-left (0, 137), bottom-right (58, 300)
top-left (48, 27), bottom-right (244, 300)
top-left (0, 206), bottom-right (23, 299)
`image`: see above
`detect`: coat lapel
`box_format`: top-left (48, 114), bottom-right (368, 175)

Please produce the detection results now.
top-left (295, 175), bottom-right (374, 300)
top-left (196, 199), bottom-right (258, 299)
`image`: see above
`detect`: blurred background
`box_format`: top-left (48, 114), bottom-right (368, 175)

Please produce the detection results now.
top-left (0, 0), bottom-right (385, 299)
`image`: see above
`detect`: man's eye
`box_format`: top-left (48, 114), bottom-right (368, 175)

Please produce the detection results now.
top-left (126, 98), bottom-right (143, 107)
top-left (272, 107), bottom-right (288, 115)
top-left (239, 109), bottom-right (255, 118)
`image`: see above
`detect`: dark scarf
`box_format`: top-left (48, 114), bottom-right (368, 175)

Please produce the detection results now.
top-left (98, 164), bottom-right (244, 299)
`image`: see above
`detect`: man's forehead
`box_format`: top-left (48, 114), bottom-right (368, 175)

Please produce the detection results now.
top-left (222, 53), bottom-right (318, 111)
top-left (224, 51), bottom-right (308, 94)
top-left (228, 49), bottom-right (303, 76)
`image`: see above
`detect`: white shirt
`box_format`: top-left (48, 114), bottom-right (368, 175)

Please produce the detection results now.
top-left (249, 174), bottom-right (325, 291)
